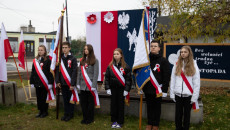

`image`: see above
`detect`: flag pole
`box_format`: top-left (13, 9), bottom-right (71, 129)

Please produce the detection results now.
top-left (25, 52), bottom-right (31, 98)
top-left (56, 9), bottom-right (64, 119)
top-left (12, 55), bottom-right (28, 100)
top-left (139, 94), bottom-right (143, 130)
top-left (65, 0), bottom-right (69, 43)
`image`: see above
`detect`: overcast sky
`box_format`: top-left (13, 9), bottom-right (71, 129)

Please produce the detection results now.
top-left (0, 0), bottom-right (146, 39)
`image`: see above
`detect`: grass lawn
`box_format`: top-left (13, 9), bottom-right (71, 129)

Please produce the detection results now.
top-left (0, 87), bottom-right (229, 130)
top-left (8, 78), bottom-right (29, 88)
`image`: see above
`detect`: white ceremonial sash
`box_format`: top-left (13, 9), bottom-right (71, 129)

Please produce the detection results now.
top-left (61, 60), bottom-right (80, 104)
top-left (33, 59), bottom-right (55, 102)
top-left (111, 65), bottom-right (130, 105)
top-left (111, 65), bottom-right (125, 86)
top-left (150, 69), bottom-right (163, 97)
top-left (81, 65), bottom-right (100, 108)
top-left (181, 71), bottom-right (199, 112)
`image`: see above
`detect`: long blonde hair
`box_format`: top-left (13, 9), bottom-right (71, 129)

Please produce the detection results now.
top-left (109, 48), bottom-right (126, 69)
top-left (175, 46), bottom-right (195, 76)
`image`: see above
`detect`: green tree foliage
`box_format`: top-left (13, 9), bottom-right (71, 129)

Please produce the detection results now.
top-left (71, 37), bottom-right (86, 58)
top-left (143, 0), bottom-right (230, 43)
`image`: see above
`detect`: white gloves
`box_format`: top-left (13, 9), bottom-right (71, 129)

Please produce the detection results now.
top-left (172, 98), bottom-right (176, 102)
top-left (107, 89), bottom-right (111, 95)
top-left (162, 93), bottom-right (167, 97)
top-left (31, 84), bottom-right (34, 88)
top-left (123, 91), bottom-right (128, 96)
top-left (77, 85), bottom-right (80, 90)
top-left (190, 101), bottom-right (195, 104)
top-left (48, 84), bottom-right (53, 89)
top-left (91, 87), bottom-right (96, 91)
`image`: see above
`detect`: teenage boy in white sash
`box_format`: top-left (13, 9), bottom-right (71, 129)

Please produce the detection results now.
top-left (56, 42), bottom-right (77, 122)
top-left (170, 46), bottom-right (200, 130)
top-left (77, 44), bottom-right (99, 125)
top-left (105, 48), bottom-right (132, 128)
top-left (30, 45), bottom-right (54, 118)
top-left (143, 40), bottom-right (170, 130)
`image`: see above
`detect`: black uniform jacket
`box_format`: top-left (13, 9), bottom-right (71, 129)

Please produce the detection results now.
top-left (105, 62), bottom-right (132, 92)
top-left (55, 54), bottom-right (77, 86)
top-left (143, 53), bottom-right (170, 94)
top-left (30, 57), bottom-right (54, 87)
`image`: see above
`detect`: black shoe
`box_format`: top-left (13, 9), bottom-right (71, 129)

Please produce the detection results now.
top-left (85, 120), bottom-right (94, 124)
top-left (64, 115), bottom-right (73, 122)
top-left (81, 120), bottom-right (87, 124)
top-left (61, 115), bottom-right (67, 121)
top-left (40, 112), bottom-right (48, 118)
top-left (35, 111), bottom-right (42, 118)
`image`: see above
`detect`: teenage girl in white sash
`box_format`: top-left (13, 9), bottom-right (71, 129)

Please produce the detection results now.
top-left (77, 44), bottom-right (99, 125)
top-left (170, 46), bottom-right (200, 130)
top-left (105, 48), bottom-right (132, 128)
top-left (30, 45), bottom-right (54, 118)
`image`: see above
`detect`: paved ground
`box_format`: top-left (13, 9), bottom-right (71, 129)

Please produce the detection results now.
top-left (7, 58), bottom-right (33, 72)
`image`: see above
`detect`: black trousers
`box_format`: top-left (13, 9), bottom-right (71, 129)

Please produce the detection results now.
top-left (175, 95), bottom-right (192, 130)
top-left (144, 93), bottom-right (162, 126)
top-left (61, 85), bottom-right (75, 116)
top-left (80, 90), bottom-right (95, 122)
top-left (35, 86), bottom-right (48, 113)
top-left (110, 88), bottom-right (125, 124)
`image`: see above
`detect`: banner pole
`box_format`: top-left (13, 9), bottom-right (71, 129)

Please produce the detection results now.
top-left (139, 94), bottom-right (143, 130)
top-left (12, 54), bottom-right (28, 100)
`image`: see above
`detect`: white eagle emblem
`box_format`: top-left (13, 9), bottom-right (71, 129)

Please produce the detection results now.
top-left (127, 28), bottom-right (138, 52)
top-left (118, 12), bottom-right (130, 30)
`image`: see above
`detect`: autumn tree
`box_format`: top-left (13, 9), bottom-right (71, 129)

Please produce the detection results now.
top-left (143, 0), bottom-right (230, 43)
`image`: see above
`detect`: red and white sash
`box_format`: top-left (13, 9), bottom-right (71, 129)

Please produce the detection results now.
top-left (150, 69), bottom-right (162, 97)
top-left (33, 59), bottom-right (55, 102)
top-left (60, 60), bottom-right (80, 104)
top-left (81, 65), bottom-right (100, 108)
top-left (181, 71), bottom-right (199, 112)
top-left (111, 65), bottom-right (130, 106)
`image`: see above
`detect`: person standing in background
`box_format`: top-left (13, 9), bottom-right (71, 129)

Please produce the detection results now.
top-left (170, 46), bottom-right (200, 130)
top-left (143, 40), bottom-right (170, 130)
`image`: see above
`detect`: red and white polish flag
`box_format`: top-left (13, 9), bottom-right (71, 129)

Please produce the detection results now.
top-left (0, 23), bottom-right (13, 82)
top-left (18, 31), bottom-right (25, 70)
top-left (50, 18), bottom-right (62, 71)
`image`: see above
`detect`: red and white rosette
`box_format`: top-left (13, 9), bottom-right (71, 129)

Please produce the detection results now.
top-left (87, 14), bottom-right (97, 24)
top-left (68, 60), bottom-right (71, 68)
top-left (40, 63), bottom-right (44, 70)
top-left (153, 64), bottom-right (160, 72)
top-left (120, 67), bottom-right (126, 75)
top-left (104, 12), bottom-right (114, 23)
top-left (85, 63), bottom-right (88, 69)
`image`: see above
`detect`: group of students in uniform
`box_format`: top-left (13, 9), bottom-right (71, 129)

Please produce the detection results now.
top-left (30, 40), bottom-right (200, 130)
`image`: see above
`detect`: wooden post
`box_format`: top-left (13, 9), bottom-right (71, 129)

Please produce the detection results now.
top-left (139, 94), bottom-right (143, 130)
top-left (25, 53), bottom-right (32, 98)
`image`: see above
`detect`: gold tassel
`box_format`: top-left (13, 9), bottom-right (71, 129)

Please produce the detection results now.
top-left (69, 101), bottom-right (75, 104)
top-left (46, 100), bottom-right (55, 103)
top-left (156, 93), bottom-right (162, 98)
top-left (125, 99), bottom-right (130, 106)
top-left (193, 109), bottom-right (200, 112)
top-left (50, 69), bottom-right (55, 78)
top-left (95, 105), bottom-right (100, 109)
